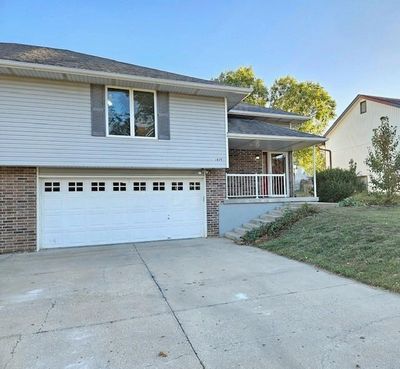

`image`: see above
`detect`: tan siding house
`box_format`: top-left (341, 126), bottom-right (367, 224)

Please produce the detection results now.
top-left (325, 95), bottom-right (400, 180)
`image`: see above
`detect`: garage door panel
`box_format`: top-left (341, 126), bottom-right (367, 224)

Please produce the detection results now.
top-left (40, 176), bottom-right (205, 248)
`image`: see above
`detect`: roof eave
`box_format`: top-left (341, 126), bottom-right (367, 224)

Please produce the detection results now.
top-left (227, 133), bottom-right (327, 142)
top-left (325, 93), bottom-right (400, 137)
top-left (0, 59), bottom-right (252, 106)
top-left (228, 109), bottom-right (310, 121)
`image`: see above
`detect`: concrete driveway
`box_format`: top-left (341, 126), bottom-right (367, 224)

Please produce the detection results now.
top-left (1, 238), bottom-right (399, 369)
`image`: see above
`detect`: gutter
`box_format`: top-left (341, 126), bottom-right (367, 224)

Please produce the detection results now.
top-left (227, 133), bottom-right (327, 142)
top-left (229, 109), bottom-right (309, 121)
top-left (0, 59), bottom-right (252, 95)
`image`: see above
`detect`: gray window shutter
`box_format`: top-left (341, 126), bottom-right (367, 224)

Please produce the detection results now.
top-left (157, 92), bottom-right (170, 140)
top-left (90, 84), bottom-right (106, 136)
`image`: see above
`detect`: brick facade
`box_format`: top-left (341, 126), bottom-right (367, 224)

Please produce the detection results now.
top-left (206, 169), bottom-right (226, 236)
top-left (227, 149), bottom-right (263, 174)
top-left (0, 167), bottom-right (37, 253)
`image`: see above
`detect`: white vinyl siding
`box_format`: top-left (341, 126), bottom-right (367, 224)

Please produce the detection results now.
top-left (0, 77), bottom-right (227, 168)
top-left (326, 99), bottom-right (400, 176)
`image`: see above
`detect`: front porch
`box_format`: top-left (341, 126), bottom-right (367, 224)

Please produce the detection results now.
top-left (226, 150), bottom-right (318, 201)
top-left (226, 118), bottom-right (327, 200)
top-left (219, 112), bottom-right (327, 236)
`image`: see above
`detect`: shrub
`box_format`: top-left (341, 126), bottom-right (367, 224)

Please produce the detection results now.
top-left (339, 192), bottom-right (400, 207)
top-left (316, 168), bottom-right (365, 202)
top-left (241, 204), bottom-right (319, 244)
top-left (338, 197), bottom-right (359, 207)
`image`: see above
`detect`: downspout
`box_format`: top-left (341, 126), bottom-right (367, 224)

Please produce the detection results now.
top-left (318, 146), bottom-right (332, 169)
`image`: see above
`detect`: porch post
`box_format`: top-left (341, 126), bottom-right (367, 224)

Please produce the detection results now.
top-left (255, 174), bottom-right (259, 198)
top-left (313, 145), bottom-right (317, 198)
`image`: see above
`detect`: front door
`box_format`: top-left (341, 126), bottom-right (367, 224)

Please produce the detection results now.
top-left (269, 153), bottom-right (287, 196)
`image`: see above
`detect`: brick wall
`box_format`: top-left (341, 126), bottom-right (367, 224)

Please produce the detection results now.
top-left (206, 169), bottom-right (226, 236)
top-left (227, 149), bottom-right (263, 174)
top-left (0, 167), bottom-right (37, 253)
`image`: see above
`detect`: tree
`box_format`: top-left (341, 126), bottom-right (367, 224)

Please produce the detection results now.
top-left (365, 116), bottom-right (400, 198)
top-left (269, 76), bottom-right (336, 173)
top-left (213, 66), bottom-right (268, 106)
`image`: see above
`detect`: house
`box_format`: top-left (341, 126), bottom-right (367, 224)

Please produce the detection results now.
top-left (325, 95), bottom-right (400, 183)
top-left (0, 43), bottom-right (326, 253)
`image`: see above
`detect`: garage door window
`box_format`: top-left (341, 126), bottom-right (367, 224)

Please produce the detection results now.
top-left (153, 182), bottom-right (165, 191)
top-left (68, 182), bottom-right (83, 192)
top-left (113, 182), bottom-right (127, 191)
top-left (44, 182), bottom-right (60, 192)
top-left (133, 182), bottom-right (146, 191)
top-left (189, 182), bottom-right (201, 190)
top-left (172, 182), bottom-right (183, 191)
top-left (91, 182), bottom-right (105, 192)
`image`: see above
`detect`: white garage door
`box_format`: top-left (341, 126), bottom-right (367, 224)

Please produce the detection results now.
top-left (39, 176), bottom-right (206, 248)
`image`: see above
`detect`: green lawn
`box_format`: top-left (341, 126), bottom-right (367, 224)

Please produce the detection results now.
top-left (258, 206), bottom-right (400, 293)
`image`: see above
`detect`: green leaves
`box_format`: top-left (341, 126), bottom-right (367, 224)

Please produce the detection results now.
top-left (316, 167), bottom-right (366, 202)
top-left (269, 76), bottom-right (336, 174)
top-left (365, 116), bottom-right (400, 197)
top-left (213, 66), bottom-right (268, 106)
top-left (270, 75), bottom-right (336, 133)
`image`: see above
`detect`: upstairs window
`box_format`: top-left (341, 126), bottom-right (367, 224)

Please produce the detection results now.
top-left (107, 88), bottom-right (130, 136)
top-left (360, 100), bottom-right (367, 114)
top-left (134, 91), bottom-right (156, 137)
top-left (106, 87), bottom-right (156, 138)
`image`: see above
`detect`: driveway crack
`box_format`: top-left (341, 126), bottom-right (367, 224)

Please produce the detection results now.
top-left (134, 245), bottom-right (206, 369)
top-left (37, 300), bottom-right (56, 333)
top-left (3, 334), bottom-right (22, 369)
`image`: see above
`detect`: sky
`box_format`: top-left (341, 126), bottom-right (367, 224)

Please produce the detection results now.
top-left (1, 0), bottom-right (400, 122)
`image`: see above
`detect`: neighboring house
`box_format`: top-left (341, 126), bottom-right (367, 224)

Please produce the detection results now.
top-left (0, 43), bottom-right (326, 253)
top-left (325, 95), bottom-right (400, 182)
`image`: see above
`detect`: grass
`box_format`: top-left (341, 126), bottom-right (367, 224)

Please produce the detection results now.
top-left (257, 206), bottom-right (400, 293)
top-left (241, 204), bottom-right (319, 244)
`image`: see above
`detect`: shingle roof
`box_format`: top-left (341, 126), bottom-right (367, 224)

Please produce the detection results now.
top-left (361, 95), bottom-right (400, 108)
top-left (228, 117), bottom-right (325, 139)
top-left (325, 94), bottom-right (400, 136)
top-left (0, 43), bottom-right (220, 86)
top-left (230, 102), bottom-right (306, 117)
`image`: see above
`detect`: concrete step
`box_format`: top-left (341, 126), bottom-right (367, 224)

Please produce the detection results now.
top-left (268, 210), bottom-right (284, 216)
top-left (260, 213), bottom-right (280, 221)
top-left (242, 222), bottom-right (258, 230)
top-left (250, 218), bottom-right (270, 225)
top-left (225, 231), bottom-right (242, 241)
top-left (234, 227), bottom-right (247, 235)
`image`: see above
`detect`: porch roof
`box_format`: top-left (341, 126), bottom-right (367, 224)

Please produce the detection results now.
top-left (228, 117), bottom-right (327, 151)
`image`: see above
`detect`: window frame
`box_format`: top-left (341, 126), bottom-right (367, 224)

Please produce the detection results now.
top-left (360, 100), bottom-right (367, 114)
top-left (68, 181), bottom-right (84, 192)
top-left (105, 86), bottom-right (158, 139)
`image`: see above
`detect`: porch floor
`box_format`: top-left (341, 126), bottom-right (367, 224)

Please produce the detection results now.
top-left (223, 196), bottom-right (318, 204)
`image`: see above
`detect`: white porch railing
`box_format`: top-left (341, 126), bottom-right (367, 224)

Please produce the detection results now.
top-left (226, 173), bottom-right (287, 199)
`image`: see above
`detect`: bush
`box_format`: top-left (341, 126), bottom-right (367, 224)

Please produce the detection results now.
top-left (339, 192), bottom-right (400, 207)
top-left (241, 204), bottom-right (319, 244)
top-left (338, 197), bottom-right (359, 207)
top-left (316, 168), bottom-right (365, 202)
